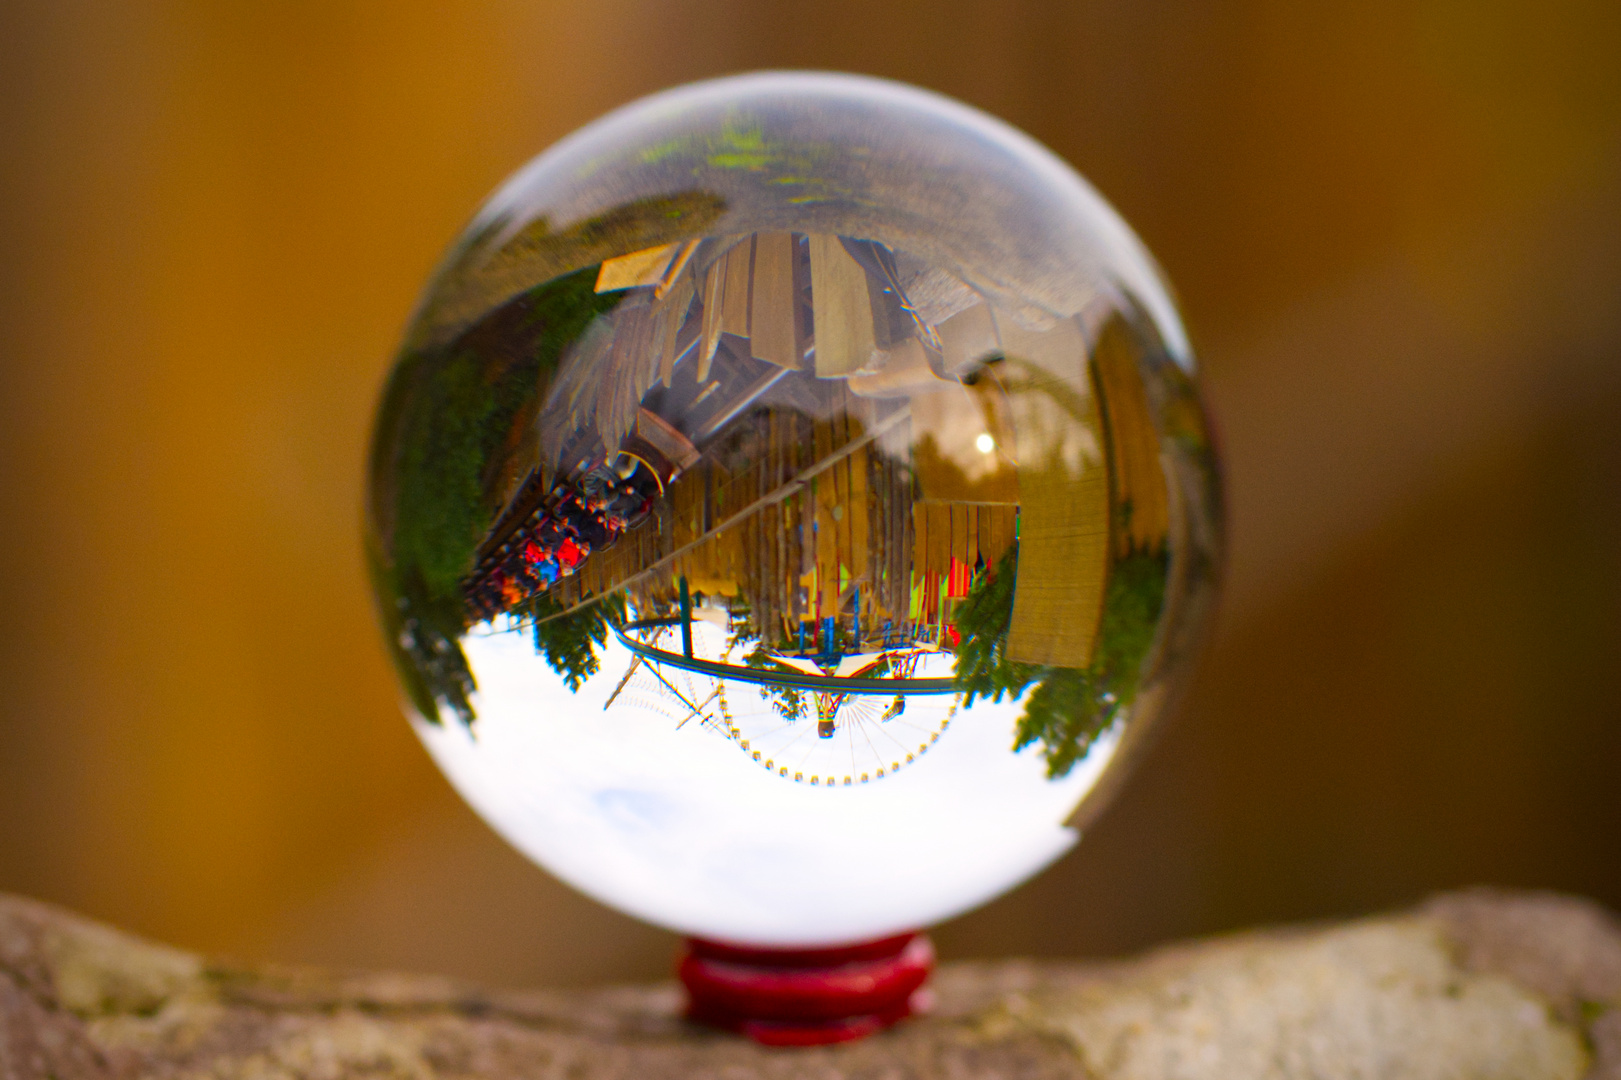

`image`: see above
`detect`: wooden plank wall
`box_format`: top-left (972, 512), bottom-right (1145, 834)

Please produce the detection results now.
top-left (547, 407), bottom-right (1023, 651)
top-left (534, 232), bottom-right (1092, 652)
top-left (998, 316), bottom-right (1110, 669)
top-left (547, 388), bottom-right (920, 650)
top-left (908, 501), bottom-right (1019, 628)
top-left (1091, 314), bottom-right (1169, 557)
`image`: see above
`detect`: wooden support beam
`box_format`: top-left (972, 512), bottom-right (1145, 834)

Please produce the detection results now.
top-left (809, 234), bottom-right (876, 378)
top-left (749, 231), bottom-right (803, 370)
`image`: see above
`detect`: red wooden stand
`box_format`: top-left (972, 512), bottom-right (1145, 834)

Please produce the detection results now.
top-left (679, 932), bottom-right (934, 1047)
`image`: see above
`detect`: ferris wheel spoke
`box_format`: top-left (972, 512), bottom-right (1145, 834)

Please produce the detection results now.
top-left (643, 662), bottom-right (703, 716)
top-left (674, 686), bottom-right (721, 729)
top-left (882, 717), bottom-right (941, 738)
top-left (644, 627), bottom-right (960, 785)
top-left (771, 726), bottom-right (819, 756)
top-left (856, 722), bottom-right (890, 774)
top-left (865, 721), bottom-right (919, 756)
top-left (755, 720), bottom-right (823, 762)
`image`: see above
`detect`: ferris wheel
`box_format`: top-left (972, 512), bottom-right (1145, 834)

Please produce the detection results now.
top-left (606, 615), bottom-right (960, 786)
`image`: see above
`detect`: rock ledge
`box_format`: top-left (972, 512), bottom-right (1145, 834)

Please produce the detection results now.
top-left (2, 889), bottom-right (1618, 1079)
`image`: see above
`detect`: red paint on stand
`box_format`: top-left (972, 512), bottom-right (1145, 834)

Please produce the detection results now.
top-left (680, 933), bottom-right (934, 1046)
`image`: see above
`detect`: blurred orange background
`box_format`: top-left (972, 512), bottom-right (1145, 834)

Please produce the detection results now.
top-left (2, 0), bottom-right (1618, 987)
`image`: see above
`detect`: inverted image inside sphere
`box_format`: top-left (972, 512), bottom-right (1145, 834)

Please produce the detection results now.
top-left (366, 74), bottom-right (1221, 946)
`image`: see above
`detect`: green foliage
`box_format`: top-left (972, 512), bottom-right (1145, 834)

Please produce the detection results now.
top-left (391, 349), bottom-right (503, 603)
top-left (415, 192), bottom-right (727, 350)
top-left (395, 564), bottom-right (480, 725)
top-left (746, 643), bottom-right (807, 722)
top-left (373, 267), bottom-right (624, 724)
top-left (953, 542), bottom-right (1169, 778)
top-left (951, 544), bottom-right (1041, 706)
top-left (524, 265), bottom-right (624, 385)
top-left (1015, 668), bottom-right (1102, 778)
top-left (529, 593), bottom-right (626, 693)
top-left (366, 542), bottom-right (457, 725)
top-left (391, 267), bottom-right (621, 606)
top-left (1093, 546), bottom-right (1171, 693)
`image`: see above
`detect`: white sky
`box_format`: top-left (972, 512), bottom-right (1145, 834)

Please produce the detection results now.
top-left (416, 620), bottom-right (1120, 946)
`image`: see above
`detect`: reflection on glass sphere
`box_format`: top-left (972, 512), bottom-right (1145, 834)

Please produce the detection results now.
top-left (366, 73), bottom-right (1222, 947)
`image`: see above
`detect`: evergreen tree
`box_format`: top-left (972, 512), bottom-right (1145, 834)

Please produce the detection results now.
top-left (746, 642), bottom-right (807, 722)
top-left (530, 593), bottom-right (626, 693)
top-left (953, 541), bottom-right (1168, 778)
top-left (374, 267), bottom-right (623, 724)
top-left (951, 543), bottom-right (1041, 706)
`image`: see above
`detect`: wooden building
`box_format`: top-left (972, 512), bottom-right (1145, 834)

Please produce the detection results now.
top-left (495, 232), bottom-right (1165, 668)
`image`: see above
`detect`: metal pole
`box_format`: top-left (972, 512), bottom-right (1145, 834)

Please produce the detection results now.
top-left (679, 576), bottom-right (693, 658)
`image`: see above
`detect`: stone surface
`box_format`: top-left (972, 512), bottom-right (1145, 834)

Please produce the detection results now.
top-left (0, 889), bottom-right (1617, 1079)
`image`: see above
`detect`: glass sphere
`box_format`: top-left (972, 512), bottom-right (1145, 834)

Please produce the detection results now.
top-left (366, 73), bottom-right (1222, 947)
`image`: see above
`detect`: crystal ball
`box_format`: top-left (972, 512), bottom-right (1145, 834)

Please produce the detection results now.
top-left (366, 73), bottom-right (1222, 947)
